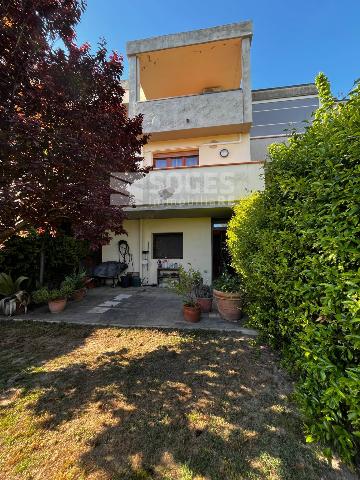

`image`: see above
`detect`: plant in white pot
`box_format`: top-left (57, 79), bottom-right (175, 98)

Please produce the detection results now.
top-left (212, 271), bottom-right (244, 322)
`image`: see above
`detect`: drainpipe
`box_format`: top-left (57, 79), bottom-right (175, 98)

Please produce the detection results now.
top-left (139, 218), bottom-right (143, 282)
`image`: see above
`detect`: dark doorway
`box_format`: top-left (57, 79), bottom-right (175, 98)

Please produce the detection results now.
top-left (212, 219), bottom-right (232, 281)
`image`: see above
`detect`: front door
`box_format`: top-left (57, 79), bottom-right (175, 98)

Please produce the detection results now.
top-left (212, 219), bottom-right (232, 281)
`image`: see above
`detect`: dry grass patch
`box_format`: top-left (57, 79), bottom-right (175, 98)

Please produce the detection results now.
top-left (0, 321), bottom-right (356, 480)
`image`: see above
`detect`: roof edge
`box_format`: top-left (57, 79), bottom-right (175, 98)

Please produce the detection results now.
top-left (127, 21), bottom-right (253, 56)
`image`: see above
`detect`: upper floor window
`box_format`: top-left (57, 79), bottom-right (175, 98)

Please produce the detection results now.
top-left (153, 150), bottom-right (199, 169)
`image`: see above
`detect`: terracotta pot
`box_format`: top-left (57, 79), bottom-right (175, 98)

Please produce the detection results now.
top-left (72, 288), bottom-right (86, 301)
top-left (85, 277), bottom-right (96, 289)
top-left (183, 304), bottom-right (201, 323)
top-left (196, 297), bottom-right (213, 313)
top-left (213, 289), bottom-right (242, 322)
top-left (48, 298), bottom-right (67, 314)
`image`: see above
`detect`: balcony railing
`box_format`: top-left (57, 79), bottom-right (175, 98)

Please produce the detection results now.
top-left (120, 162), bottom-right (264, 210)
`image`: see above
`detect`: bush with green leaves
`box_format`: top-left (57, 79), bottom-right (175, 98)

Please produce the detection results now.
top-left (0, 231), bottom-right (90, 289)
top-left (61, 270), bottom-right (87, 292)
top-left (0, 273), bottom-right (29, 297)
top-left (32, 284), bottom-right (74, 303)
top-left (212, 270), bottom-right (244, 294)
top-left (227, 74), bottom-right (360, 464)
top-left (170, 265), bottom-right (202, 306)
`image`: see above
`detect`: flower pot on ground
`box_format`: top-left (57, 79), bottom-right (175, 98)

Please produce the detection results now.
top-left (170, 265), bottom-right (203, 322)
top-left (212, 271), bottom-right (244, 322)
top-left (72, 288), bottom-right (86, 301)
top-left (85, 277), bottom-right (96, 289)
top-left (195, 284), bottom-right (213, 313)
top-left (183, 303), bottom-right (201, 322)
top-left (48, 298), bottom-right (67, 313)
top-left (32, 285), bottom-right (73, 314)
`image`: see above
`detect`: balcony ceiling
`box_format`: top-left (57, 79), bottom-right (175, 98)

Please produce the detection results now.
top-left (138, 38), bottom-right (242, 100)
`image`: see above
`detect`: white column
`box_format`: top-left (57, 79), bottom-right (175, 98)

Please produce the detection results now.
top-left (128, 55), bottom-right (139, 118)
top-left (241, 36), bottom-right (252, 124)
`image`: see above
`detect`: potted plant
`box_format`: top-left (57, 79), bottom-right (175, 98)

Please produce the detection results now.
top-left (170, 265), bottom-right (202, 322)
top-left (62, 271), bottom-right (87, 301)
top-left (195, 284), bottom-right (213, 313)
top-left (32, 285), bottom-right (73, 313)
top-left (212, 271), bottom-right (244, 322)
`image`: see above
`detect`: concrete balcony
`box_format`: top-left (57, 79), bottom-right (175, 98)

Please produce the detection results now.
top-left (134, 89), bottom-right (245, 139)
top-left (127, 21), bottom-right (253, 140)
top-left (115, 162), bottom-right (264, 218)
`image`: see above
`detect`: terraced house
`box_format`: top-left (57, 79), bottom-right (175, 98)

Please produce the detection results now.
top-left (103, 21), bottom-right (319, 286)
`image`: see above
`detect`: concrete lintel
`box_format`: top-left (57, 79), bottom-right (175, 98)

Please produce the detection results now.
top-left (252, 84), bottom-right (318, 102)
top-left (127, 21), bottom-right (253, 56)
top-left (124, 204), bottom-right (234, 219)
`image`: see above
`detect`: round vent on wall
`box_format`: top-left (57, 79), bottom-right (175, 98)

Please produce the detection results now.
top-left (219, 148), bottom-right (229, 158)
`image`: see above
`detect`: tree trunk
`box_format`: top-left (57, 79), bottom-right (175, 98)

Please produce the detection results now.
top-left (39, 238), bottom-right (46, 286)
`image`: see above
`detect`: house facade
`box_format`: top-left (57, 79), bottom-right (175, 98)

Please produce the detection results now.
top-left (102, 21), bottom-right (319, 286)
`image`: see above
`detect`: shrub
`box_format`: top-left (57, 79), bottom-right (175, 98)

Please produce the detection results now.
top-left (212, 270), bottom-right (244, 294)
top-left (0, 273), bottom-right (29, 297)
top-left (0, 231), bottom-right (90, 289)
top-left (32, 285), bottom-right (73, 303)
top-left (227, 74), bottom-right (360, 464)
top-left (170, 265), bottom-right (202, 306)
top-left (61, 270), bottom-right (87, 291)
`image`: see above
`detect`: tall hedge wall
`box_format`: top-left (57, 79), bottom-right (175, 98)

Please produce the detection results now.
top-left (0, 231), bottom-right (90, 289)
top-left (227, 74), bottom-right (360, 464)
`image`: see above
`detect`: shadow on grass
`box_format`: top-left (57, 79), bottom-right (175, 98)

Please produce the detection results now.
top-left (1, 322), bottom-right (352, 480)
top-left (0, 320), bottom-right (94, 390)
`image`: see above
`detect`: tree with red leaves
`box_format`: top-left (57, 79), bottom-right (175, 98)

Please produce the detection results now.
top-left (0, 0), bottom-right (147, 247)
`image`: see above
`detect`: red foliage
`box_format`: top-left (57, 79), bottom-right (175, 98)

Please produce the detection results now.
top-left (0, 0), bottom-right (147, 247)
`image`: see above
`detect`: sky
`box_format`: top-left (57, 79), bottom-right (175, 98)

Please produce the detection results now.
top-left (75, 0), bottom-right (360, 97)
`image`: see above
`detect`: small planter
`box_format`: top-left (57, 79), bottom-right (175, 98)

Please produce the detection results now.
top-left (183, 304), bottom-right (201, 323)
top-left (85, 277), bottom-right (96, 289)
top-left (196, 297), bottom-right (213, 313)
top-left (213, 289), bottom-right (242, 322)
top-left (72, 288), bottom-right (86, 301)
top-left (48, 298), bottom-right (67, 314)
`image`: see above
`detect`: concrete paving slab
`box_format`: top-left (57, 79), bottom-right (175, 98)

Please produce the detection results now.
top-left (8, 286), bottom-right (258, 336)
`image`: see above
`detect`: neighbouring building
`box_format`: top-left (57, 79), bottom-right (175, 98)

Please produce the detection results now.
top-left (102, 21), bottom-right (319, 286)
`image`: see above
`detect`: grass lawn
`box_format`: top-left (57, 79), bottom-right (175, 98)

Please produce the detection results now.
top-left (0, 321), bottom-right (356, 480)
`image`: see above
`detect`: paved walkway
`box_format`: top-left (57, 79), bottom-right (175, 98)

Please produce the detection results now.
top-left (13, 287), bottom-right (258, 336)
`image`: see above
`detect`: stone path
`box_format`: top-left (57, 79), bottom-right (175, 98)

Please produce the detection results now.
top-left (12, 287), bottom-right (258, 336)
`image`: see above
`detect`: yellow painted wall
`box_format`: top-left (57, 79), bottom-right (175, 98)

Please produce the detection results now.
top-left (103, 217), bottom-right (212, 286)
top-left (142, 133), bottom-right (251, 167)
top-left (138, 39), bottom-right (242, 100)
top-left (102, 220), bottom-right (140, 273)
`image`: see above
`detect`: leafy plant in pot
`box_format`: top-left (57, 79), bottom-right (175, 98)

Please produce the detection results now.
top-left (32, 284), bottom-right (73, 313)
top-left (212, 271), bottom-right (244, 322)
top-left (195, 283), bottom-right (213, 313)
top-left (170, 265), bottom-right (202, 322)
top-left (62, 270), bottom-right (87, 301)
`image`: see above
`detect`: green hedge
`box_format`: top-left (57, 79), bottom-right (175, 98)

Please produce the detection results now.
top-left (0, 231), bottom-right (90, 290)
top-left (227, 74), bottom-right (360, 464)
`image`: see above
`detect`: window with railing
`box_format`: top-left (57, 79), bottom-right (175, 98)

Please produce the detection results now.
top-left (153, 150), bottom-right (199, 169)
